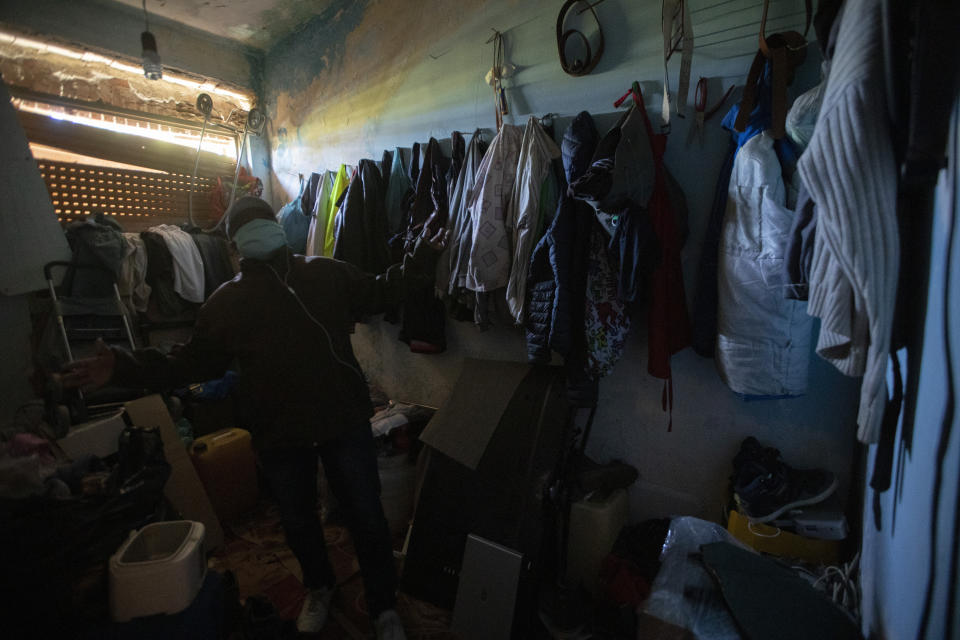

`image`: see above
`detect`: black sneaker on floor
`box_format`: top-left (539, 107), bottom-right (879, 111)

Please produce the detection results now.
top-left (732, 437), bottom-right (838, 523)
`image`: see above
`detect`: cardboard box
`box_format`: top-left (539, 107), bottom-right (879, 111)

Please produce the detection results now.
top-left (726, 510), bottom-right (839, 565)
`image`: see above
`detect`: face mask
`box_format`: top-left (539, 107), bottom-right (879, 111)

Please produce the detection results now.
top-left (233, 218), bottom-right (287, 260)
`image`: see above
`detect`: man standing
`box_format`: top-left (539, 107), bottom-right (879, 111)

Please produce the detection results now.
top-left (64, 196), bottom-right (445, 639)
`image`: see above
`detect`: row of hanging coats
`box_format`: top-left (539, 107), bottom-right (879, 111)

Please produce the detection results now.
top-left (267, 0), bottom-right (861, 431)
top-left (526, 85), bottom-right (690, 413)
top-left (270, 0), bottom-right (946, 445)
top-left (275, 99), bottom-right (692, 412)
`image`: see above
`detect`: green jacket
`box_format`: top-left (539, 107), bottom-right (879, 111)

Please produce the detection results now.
top-left (113, 240), bottom-right (436, 450)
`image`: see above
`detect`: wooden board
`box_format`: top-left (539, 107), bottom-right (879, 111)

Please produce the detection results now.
top-left (124, 394), bottom-right (225, 552)
top-left (0, 78), bottom-right (71, 295)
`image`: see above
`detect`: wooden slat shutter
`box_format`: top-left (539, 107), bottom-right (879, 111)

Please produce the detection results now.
top-left (39, 160), bottom-right (220, 232)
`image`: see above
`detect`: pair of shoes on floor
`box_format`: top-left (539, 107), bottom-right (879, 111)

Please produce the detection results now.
top-left (374, 609), bottom-right (407, 640)
top-left (296, 586), bottom-right (333, 634)
top-left (732, 436), bottom-right (838, 523)
top-left (296, 587), bottom-right (407, 639)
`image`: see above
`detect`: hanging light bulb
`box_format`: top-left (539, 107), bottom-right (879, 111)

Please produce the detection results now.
top-left (141, 31), bottom-right (162, 80)
top-left (141, 0), bottom-right (162, 80)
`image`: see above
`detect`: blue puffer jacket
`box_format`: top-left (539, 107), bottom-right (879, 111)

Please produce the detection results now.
top-left (526, 112), bottom-right (599, 404)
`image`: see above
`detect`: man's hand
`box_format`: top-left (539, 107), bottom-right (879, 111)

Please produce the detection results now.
top-left (61, 338), bottom-right (115, 391)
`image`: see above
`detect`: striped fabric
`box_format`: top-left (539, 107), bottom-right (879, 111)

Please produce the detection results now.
top-left (797, 0), bottom-right (899, 443)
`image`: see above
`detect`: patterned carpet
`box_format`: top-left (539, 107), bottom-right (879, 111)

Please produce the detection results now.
top-left (209, 499), bottom-right (459, 639)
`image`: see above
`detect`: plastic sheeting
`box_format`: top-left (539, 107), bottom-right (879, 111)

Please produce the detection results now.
top-left (642, 516), bottom-right (750, 639)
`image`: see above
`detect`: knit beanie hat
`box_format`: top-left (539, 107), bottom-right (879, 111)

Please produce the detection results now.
top-left (224, 196), bottom-right (276, 240)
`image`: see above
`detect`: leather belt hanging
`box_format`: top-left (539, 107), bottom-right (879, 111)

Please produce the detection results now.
top-left (661, 0), bottom-right (694, 130)
top-left (734, 0), bottom-right (811, 139)
top-left (557, 0), bottom-right (605, 76)
top-left (687, 77), bottom-right (735, 147)
top-left (488, 30), bottom-right (509, 131)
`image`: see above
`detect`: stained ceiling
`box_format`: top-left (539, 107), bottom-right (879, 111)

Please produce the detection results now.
top-left (108, 0), bottom-right (336, 50)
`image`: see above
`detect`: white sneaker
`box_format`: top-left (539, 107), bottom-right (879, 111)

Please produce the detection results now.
top-left (296, 586), bottom-right (333, 633)
top-left (374, 608), bottom-right (407, 640)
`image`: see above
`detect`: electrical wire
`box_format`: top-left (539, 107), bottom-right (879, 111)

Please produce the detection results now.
top-left (266, 258), bottom-right (364, 382)
top-left (141, 0), bottom-right (149, 32)
top-left (746, 521), bottom-right (781, 538)
top-left (812, 551), bottom-right (861, 620)
top-left (187, 114), bottom-right (208, 227)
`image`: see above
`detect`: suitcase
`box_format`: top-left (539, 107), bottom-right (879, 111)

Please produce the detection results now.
top-left (190, 428), bottom-right (258, 523)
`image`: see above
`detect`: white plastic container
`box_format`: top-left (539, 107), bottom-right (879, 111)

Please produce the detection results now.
top-left (566, 489), bottom-right (629, 597)
top-left (109, 520), bottom-right (206, 622)
top-left (57, 409), bottom-right (127, 459)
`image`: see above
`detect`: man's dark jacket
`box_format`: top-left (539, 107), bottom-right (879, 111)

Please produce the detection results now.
top-left (112, 241), bottom-right (435, 450)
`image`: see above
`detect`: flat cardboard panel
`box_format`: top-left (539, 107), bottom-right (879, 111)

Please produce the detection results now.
top-left (418, 358), bottom-right (531, 470)
top-left (452, 535), bottom-right (523, 640)
top-left (402, 362), bottom-right (565, 616)
top-left (124, 394), bottom-right (224, 551)
top-left (0, 79), bottom-right (72, 295)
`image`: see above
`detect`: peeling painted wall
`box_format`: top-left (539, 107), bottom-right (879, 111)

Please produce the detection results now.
top-left (109, 0), bottom-right (339, 51)
top-left (262, 0), bottom-right (490, 198)
top-left (0, 1), bottom-right (273, 203)
top-left (264, 0), bottom-right (858, 523)
top-left (0, 35), bottom-right (251, 127)
top-left (0, 0), bottom-right (260, 88)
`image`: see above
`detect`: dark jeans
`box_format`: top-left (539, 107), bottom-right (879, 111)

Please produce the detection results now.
top-left (258, 423), bottom-right (397, 616)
